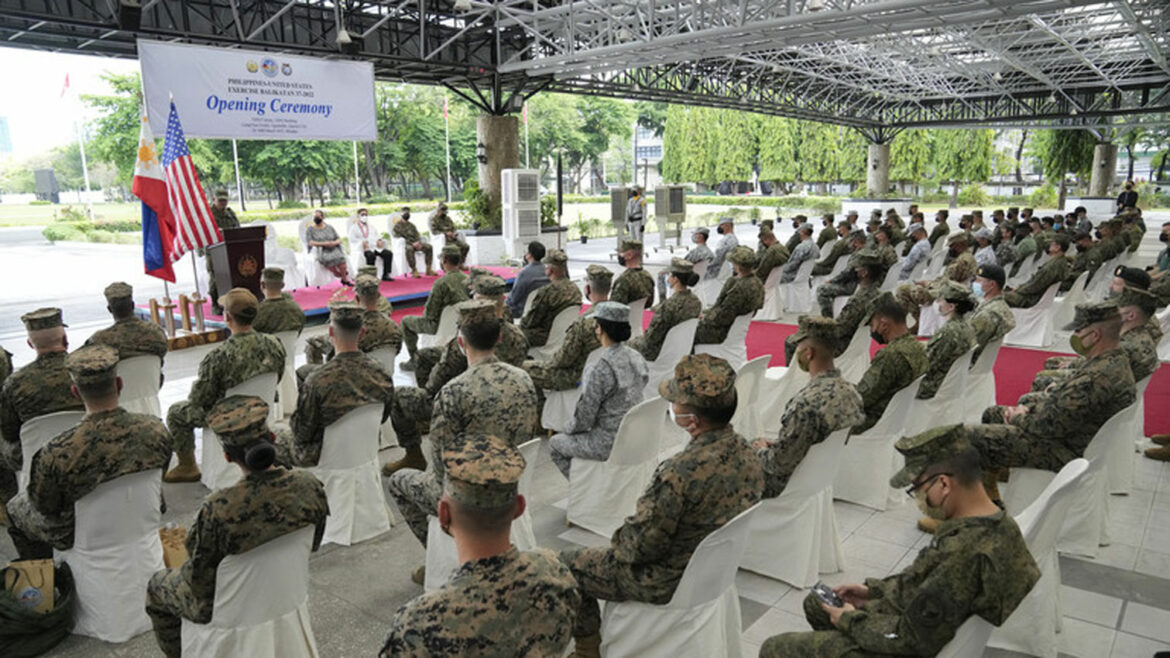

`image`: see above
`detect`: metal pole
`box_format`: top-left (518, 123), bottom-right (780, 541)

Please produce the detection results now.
top-left (231, 139), bottom-right (246, 211)
top-left (524, 102), bottom-right (530, 168)
top-left (352, 140), bottom-right (360, 205)
top-left (444, 95), bottom-right (452, 203)
top-left (75, 120), bottom-right (94, 220)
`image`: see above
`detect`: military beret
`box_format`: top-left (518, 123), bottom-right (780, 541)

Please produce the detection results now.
top-left (207, 395), bottom-right (271, 448)
top-left (1114, 266), bottom-right (1150, 291)
top-left (890, 424), bottom-right (974, 488)
top-left (1062, 300), bottom-right (1120, 332)
top-left (357, 265), bottom-right (378, 278)
top-left (973, 227), bottom-right (994, 241)
top-left (215, 189), bottom-right (229, 200)
top-left (218, 288), bottom-right (259, 322)
top-left (694, 227), bottom-right (711, 237)
top-left (441, 243), bottom-right (463, 259)
top-left (103, 282), bottom-right (133, 302)
top-left (442, 435), bottom-right (525, 509)
top-left (261, 267), bottom-right (285, 284)
top-left (66, 344), bottom-right (118, 386)
top-left (22, 307), bottom-right (66, 331)
top-left (353, 275), bottom-right (381, 297)
top-left (947, 232), bottom-right (968, 245)
top-left (906, 223), bottom-right (924, 235)
top-left (728, 245), bottom-right (757, 267)
top-left (758, 227), bottom-right (775, 240)
top-left (456, 299), bottom-right (499, 327)
top-left (618, 239), bottom-right (643, 253)
top-left (659, 353), bottom-right (736, 409)
top-left (591, 301), bottom-right (629, 324)
top-left (585, 264), bottom-right (614, 284)
top-left (542, 249), bottom-right (568, 266)
top-left (329, 302), bottom-right (365, 330)
top-left (851, 248), bottom-right (884, 268)
top-left (935, 280), bottom-right (974, 305)
top-left (668, 258), bottom-right (694, 276)
top-left (718, 216), bottom-right (734, 226)
top-left (1118, 286), bottom-right (1158, 317)
top-left (975, 263), bottom-right (1005, 288)
top-left (789, 315), bottom-right (840, 349)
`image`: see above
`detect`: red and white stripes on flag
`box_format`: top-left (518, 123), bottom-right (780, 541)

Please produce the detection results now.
top-left (161, 101), bottom-right (221, 258)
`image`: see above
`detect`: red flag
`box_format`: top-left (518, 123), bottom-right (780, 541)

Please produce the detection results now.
top-left (443, 96), bottom-right (448, 119)
top-left (60, 74), bottom-right (70, 99)
top-left (522, 102), bottom-right (528, 124)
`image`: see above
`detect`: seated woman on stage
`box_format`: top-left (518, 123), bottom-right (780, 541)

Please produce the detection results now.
top-left (306, 210), bottom-right (353, 285)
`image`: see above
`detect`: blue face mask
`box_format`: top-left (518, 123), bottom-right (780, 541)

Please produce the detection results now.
top-left (1054, 223), bottom-right (1063, 231)
top-left (972, 281), bottom-right (984, 299)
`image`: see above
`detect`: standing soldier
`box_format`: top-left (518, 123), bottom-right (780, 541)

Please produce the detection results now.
top-left (625, 187), bottom-right (646, 242)
top-left (207, 189), bottom-right (240, 315)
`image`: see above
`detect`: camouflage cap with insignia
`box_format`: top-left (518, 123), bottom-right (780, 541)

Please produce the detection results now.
top-left (261, 267), bottom-right (285, 284)
top-left (467, 266), bottom-right (492, 282)
top-left (592, 301), bottom-right (629, 324)
top-left (866, 217), bottom-right (882, 227)
top-left (329, 302), bottom-right (365, 330)
top-left (788, 315), bottom-right (840, 349)
top-left (354, 275), bottom-right (381, 296)
top-left (215, 189), bottom-right (229, 200)
top-left (890, 424), bottom-right (973, 488)
top-left (1113, 265), bottom-right (1150, 290)
top-left (798, 222), bottom-right (814, 234)
top-left (22, 307), bottom-right (66, 331)
top-left (668, 257), bottom-right (694, 276)
top-left (728, 245), bottom-right (757, 267)
top-left (473, 274), bottom-right (507, 297)
top-left (357, 265), bottom-right (378, 278)
top-left (659, 353), bottom-right (736, 409)
top-left (1062, 300), bottom-right (1120, 332)
top-left (947, 232), bottom-right (968, 245)
top-left (456, 298), bottom-right (499, 327)
top-left (442, 435), bottom-right (525, 509)
top-left (851, 248), bottom-right (883, 268)
top-left (618, 239), bottom-right (643, 253)
top-left (542, 249), bottom-right (568, 266)
top-left (836, 219), bottom-right (852, 229)
top-left (66, 344), bottom-right (119, 386)
top-left (207, 395), bottom-right (271, 448)
top-left (441, 243), bottom-right (463, 259)
top-left (1119, 286), bottom-right (1158, 317)
top-left (585, 264), bottom-right (614, 285)
top-left (103, 281), bottom-right (133, 302)
top-left (935, 280), bottom-right (974, 304)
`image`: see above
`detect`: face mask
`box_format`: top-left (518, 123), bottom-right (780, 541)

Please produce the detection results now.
top-left (1094, 230), bottom-right (1102, 240)
top-left (668, 407), bottom-right (695, 428)
top-left (359, 214), bottom-right (368, 220)
top-left (796, 347), bottom-right (812, 372)
top-left (1069, 330), bottom-right (1095, 356)
top-left (313, 217), bottom-right (323, 224)
top-left (1054, 223), bottom-right (1063, 231)
top-left (915, 487), bottom-right (948, 521)
top-left (617, 255), bottom-right (627, 267)
top-left (870, 329), bottom-right (887, 345)
top-left (403, 212), bottom-right (411, 220)
top-left (717, 226), bottom-right (725, 235)
top-left (947, 247), bottom-right (958, 258)
top-left (1160, 233), bottom-right (1168, 243)
top-left (972, 281), bottom-right (984, 299)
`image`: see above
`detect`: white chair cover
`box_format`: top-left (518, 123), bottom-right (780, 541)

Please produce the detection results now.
top-left (780, 259), bottom-right (817, 314)
top-left (201, 373), bottom-right (279, 491)
top-left (527, 305), bottom-right (582, 361)
top-left (298, 218), bottom-right (337, 288)
top-left (599, 503), bottom-right (758, 658)
top-left (1006, 255), bottom-right (1038, 288)
top-left (964, 339), bottom-right (1002, 423)
top-left (1109, 374), bottom-right (1151, 495)
top-left (1052, 271), bottom-right (1090, 330)
top-left (693, 313), bottom-right (753, 372)
top-left (878, 260), bottom-right (903, 292)
top-left (389, 236), bottom-right (409, 277)
top-left (627, 297), bottom-right (648, 339)
top-left (754, 268), bottom-right (785, 321)
top-left (55, 470), bottom-right (164, 642)
top-left (758, 365), bottom-right (810, 437)
top-left (1003, 282), bottom-right (1060, 348)
top-left (694, 262), bottom-right (726, 308)
top-left (273, 330), bottom-right (300, 419)
top-left (936, 616), bottom-right (995, 658)
top-left (729, 356), bottom-right (769, 441)
top-left (346, 217), bottom-right (385, 279)
top-left (254, 220), bottom-right (305, 289)
top-left (902, 348), bottom-right (974, 436)
top-left (989, 459), bottom-right (1090, 658)
top-left (417, 305), bottom-right (460, 351)
top-left (1086, 254), bottom-right (1124, 300)
top-left (366, 346), bottom-right (400, 449)
top-left (542, 349), bottom-right (603, 434)
top-left (568, 397), bottom-right (667, 537)
top-left (117, 355), bottom-right (163, 418)
top-left (810, 254), bottom-right (849, 292)
top-left (643, 319), bottom-right (699, 401)
top-left (181, 525), bottom-right (319, 658)
top-left (923, 249), bottom-right (947, 280)
top-left (742, 429), bottom-right (849, 587)
top-left (915, 303), bottom-right (945, 337)
top-left (831, 294), bottom-right (849, 318)
top-left (836, 324), bottom-right (873, 385)
top-left (18, 410), bottom-right (84, 492)
top-left (310, 404), bottom-right (392, 546)
top-left (832, 374), bottom-right (925, 510)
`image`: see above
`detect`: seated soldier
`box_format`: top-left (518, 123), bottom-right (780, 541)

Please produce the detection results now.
top-left (560, 354), bottom-right (763, 656)
top-left (810, 221), bottom-right (856, 277)
top-left (928, 209), bottom-right (950, 248)
top-left (401, 244), bottom-right (469, 371)
top-left (813, 230), bottom-right (867, 316)
top-left (520, 249), bottom-right (582, 348)
top-left (780, 223), bottom-right (819, 283)
top-left (694, 246), bottom-right (764, 345)
top-left (1004, 234), bottom-right (1071, 308)
top-left (853, 293), bottom-right (928, 433)
top-left (611, 239), bottom-right (655, 305)
top-left (393, 207), bottom-right (436, 277)
top-left (706, 218), bottom-right (739, 279)
top-left (897, 223), bottom-right (930, 282)
top-left (754, 227), bottom-right (790, 283)
top-left (787, 248), bottom-right (884, 363)
top-left (967, 264), bottom-right (1015, 362)
top-left (523, 266), bottom-right (609, 394)
top-left (1107, 265), bottom-right (1150, 299)
top-left (506, 241), bottom-right (551, 319)
top-left (252, 267), bottom-right (307, 335)
top-left (629, 258), bottom-right (702, 363)
top-left (84, 282), bottom-right (168, 362)
top-left (754, 317), bottom-right (863, 496)
top-left (657, 229), bottom-right (713, 303)
top-left (356, 275), bottom-right (403, 355)
top-left (917, 281), bottom-right (976, 400)
top-left (895, 232), bottom-right (977, 322)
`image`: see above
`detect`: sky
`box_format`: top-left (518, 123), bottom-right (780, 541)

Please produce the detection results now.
top-left (0, 47), bottom-right (138, 160)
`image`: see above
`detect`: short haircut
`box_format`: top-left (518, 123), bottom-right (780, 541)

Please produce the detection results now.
top-left (356, 288), bottom-right (381, 304)
top-left (926, 445), bottom-right (983, 487)
top-left (595, 317), bottom-right (632, 343)
top-left (28, 327), bottom-right (65, 350)
top-left (450, 496), bottom-right (516, 534)
top-left (871, 296), bottom-right (907, 324)
top-left (108, 298), bottom-right (135, 319)
top-left (1098, 316), bottom-right (1123, 340)
top-left (460, 318), bottom-right (502, 350)
top-left (687, 390), bottom-right (738, 426)
top-left (443, 252), bottom-right (462, 267)
top-left (1053, 234), bottom-right (1071, 252)
top-left (331, 318), bottom-right (362, 341)
top-left (75, 374), bottom-right (118, 400)
top-left (587, 274), bottom-right (612, 296)
top-left (527, 241), bottom-right (546, 261)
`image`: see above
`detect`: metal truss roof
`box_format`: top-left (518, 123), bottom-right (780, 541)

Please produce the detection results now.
top-left (1, 0), bottom-right (1167, 134)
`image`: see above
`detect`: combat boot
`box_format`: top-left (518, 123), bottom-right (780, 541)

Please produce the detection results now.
top-left (382, 445), bottom-right (426, 476)
top-left (411, 565), bottom-right (425, 586)
top-left (410, 268), bottom-right (420, 278)
top-left (1150, 434), bottom-right (1170, 446)
top-left (163, 450), bottom-right (202, 483)
top-left (570, 634), bottom-right (601, 658)
top-left (917, 517), bottom-right (940, 534)
top-left (1145, 445), bottom-right (1170, 462)
top-left (425, 267), bottom-right (438, 277)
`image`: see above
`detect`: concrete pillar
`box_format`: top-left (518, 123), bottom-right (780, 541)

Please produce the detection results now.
top-left (476, 114), bottom-right (520, 220)
top-left (867, 143), bottom-right (890, 198)
top-left (1089, 142), bottom-right (1118, 197)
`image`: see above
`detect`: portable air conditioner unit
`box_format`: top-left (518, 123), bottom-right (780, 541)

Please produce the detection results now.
top-left (610, 186), bottom-right (633, 229)
top-left (502, 169), bottom-right (541, 260)
top-left (655, 185), bottom-right (687, 249)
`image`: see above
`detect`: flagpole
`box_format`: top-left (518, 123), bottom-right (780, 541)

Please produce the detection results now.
top-left (231, 139), bottom-right (245, 212)
top-left (352, 140), bottom-right (360, 205)
top-left (444, 94), bottom-right (452, 203)
top-left (75, 121), bottom-right (94, 221)
top-left (524, 102), bottom-right (530, 168)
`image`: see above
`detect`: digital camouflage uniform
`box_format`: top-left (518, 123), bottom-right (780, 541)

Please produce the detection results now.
top-left (968, 295), bottom-right (1015, 363)
top-left (1005, 254), bottom-right (1070, 307)
top-left (520, 278), bottom-right (582, 347)
top-left (816, 260), bottom-right (862, 317)
top-left (628, 289), bottom-right (701, 362)
top-left (360, 308), bottom-right (403, 354)
top-left (523, 314), bottom-right (601, 391)
top-left (252, 293), bottom-right (306, 335)
top-left (811, 237), bottom-right (854, 276)
top-left (854, 333), bottom-right (928, 433)
top-left (401, 269), bottom-right (469, 358)
top-left (610, 267), bottom-right (655, 305)
top-left (781, 239), bottom-right (820, 283)
top-left (393, 218), bottom-right (433, 272)
top-left (0, 349), bottom-right (11, 386)
top-left (927, 221), bottom-right (950, 248)
top-left (84, 317), bottom-right (169, 360)
top-left (0, 352), bottom-right (84, 489)
top-left (788, 281), bottom-right (879, 363)
top-left (895, 251), bottom-right (977, 318)
top-left (875, 242), bottom-right (899, 271)
top-left (429, 211), bottom-right (455, 236)
top-left (761, 511), bottom-right (1039, 657)
top-left (755, 242), bottom-right (791, 283)
top-left (917, 315), bottom-right (975, 400)
top-left (694, 275), bottom-right (764, 344)
top-left (1032, 319), bottom-right (1161, 392)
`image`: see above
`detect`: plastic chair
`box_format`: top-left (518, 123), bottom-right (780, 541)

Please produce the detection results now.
top-left (55, 470), bottom-right (164, 642)
top-left (742, 429), bottom-right (849, 587)
top-left (254, 220), bottom-right (305, 289)
top-left (567, 396), bottom-right (667, 537)
top-left (298, 218), bottom-right (337, 288)
top-left (836, 324), bottom-right (873, 385)
top-left (417, 305), bottom-right (459, 351)
top-left (117, 355), bottom-right (163, 418)
top-left (935, 616), bottom-right (995, 658)
top-left (627, 298), bottom-right (648, 339)
top-left (181, 525), bottom-right (319, 658)
top-left (599, 503), bottom-right (758, 658)
top-left (1003, 282), bottom-right (1061, 348)
top-left (1086, 254), bottom-right (1124, 300)
top-left (811, 253), bottom-right (850, 292)
top-left (754, 268), bottom-right (785, 321)
top-left (201, 373), bottom-right (279, 491)
top-left (694, 262), bottom-right (726, 308)
top-left (963, 339), bottom-right (1002, 423)
top-left (18, 410), bottom-right (85, 491)
top-left (832, 374), bottom-right (925, 511)
top-left (1108, 374), bottom-right (1151, 496)
top-left (542, 348), bottom-right (603, 434)
top-left (310, 404), bottom-right (392, 546)
top-left (365, 346), bottom-right (399, 448)
top-left (273, 330), bottom-right (300, 418)
top-left (527, 305), bottom-right (582, 361)
top-left (642, 319), bottom-right (699, 401)
top-left (730, 356), bottom-right (769, 441)
top-left (384, 213), bottom-right (410, 278)
top-left (988, 459), bottom-right (1090, 658)
top-left (1052, 271), bottom-right (1089, 330)
top-left (902, 348), bottom-right (974, 436)
top-left (780, 259), bottom-right (817, 313)
top-left (693, 313), bottom-right (753, 372)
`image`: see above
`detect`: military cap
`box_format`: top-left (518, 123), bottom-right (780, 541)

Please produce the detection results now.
top-left (728, 245), bottom-right (757, 267)
top-left (207, 395), bottom-right (271, 448)
top-left (717, 217), bottom-right (734, 226)
top-left (659, 353), bottom-right (736, 408)
top-left (585, 264), bottom-right (614, 285)
top-left (261, 267), bottom-right (285, 284)
top-left (218, 288), bottom-right (259, 322)
top-left (797, 222), bottom-right (814, 234)
top-left (1114, 265), bottom-right (1150, 291)
top-left (441, 243), bottom-right (463, 259)
top-left (890, 424), bottom-right (973, 488)
top-left (1104, 217), bottom-right (1123, 228)
top-left (794, 215), bottom-right (808, 222)
top-left (1119, 287), bottom-right (1158, 317)
top-left (975, 263), bottom-right (1005, 288)
top-left (906, 223), bottom-right (924, 235)
top-left (353, 275), bottom-right (381, 297)
top-left (758, 227), bottom-right (775, 240)
top-left (865, 291), bottom-right (906, 323)
top-left (848, 229), bottom-right (867, 241)
top-left (456, 299), bottom-right (498, 327)
top-left (471, 274), bottom-right (507, 297)
top-left (103, 282), bottom-right (133, 302)
top-left (542, 249), bottom-right (568, 266)
top-left (442, 435), bottom-right (525, 509)
top-left (357, 265), bottom-right (378, 278)
top-left (973, 227), bottom-right (994, 241)
top-left (668, 258), bottom-right (695, 276)
top-left (947, 232), bottom-right (968, 245)
top-left (618, 239), bottom-right (643, 253)
top-left (789, 315), bottom-right (839, 349)
top-left (22, 307), bottom-right (66, 331)
top-left (215, 189), bottom-right (229, 200)
top-left (935, 280), bottom-right (974, 304)
top-left (866, 217), bottom-right (882, 227)
top-left (694, 227), bottom-right (711, 237)
top-left (851, 248), bottom-right (884, 268)
top-left (1073, 230), bottom-right (1093, 242)
top-left (846, 210), bottom-right (859, 217)
top-left (329, 302), bottom-right (365, 330)
top-left (66, 344), bottom-right (118, 386)
top-left (822, 213), bottom-right (835, 221)
top-left (760, 219), bottom-right (775, 230)
top-left (1062, 300), bottom-right (1121, 332)
top-left (468, 266), bottom-right (492, 281)
top-left (591, 301), bottom-right (629, 324)
top-left (837, 220), bottom-right (852, 229)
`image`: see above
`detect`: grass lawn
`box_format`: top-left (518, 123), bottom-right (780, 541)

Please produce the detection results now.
top-left (0, 202), bottom-right (141, 226)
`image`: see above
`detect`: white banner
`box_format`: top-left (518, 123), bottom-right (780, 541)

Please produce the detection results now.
top-left (138, 40), bottom-right (376, 141)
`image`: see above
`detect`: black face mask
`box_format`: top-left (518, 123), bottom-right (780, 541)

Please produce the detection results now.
top-left (870, 330), bottom-right (887, 345)
top-left (617, 255), bottom-right (627, 267)
top-left (403, 212), bottom-right (411, 220)
top-left (947, 247), bottom-right (958, 258)
top-left (1161, 233), bottom-right (1169, 243)
top-left (1076, 243), bottom-right (1088, 253)
top-left (314, 217), bottom-right (323, 225)
top-left (717, 226), bottom-right (725, 235)
top-left (1094, 230), bottom-right (1102, 240)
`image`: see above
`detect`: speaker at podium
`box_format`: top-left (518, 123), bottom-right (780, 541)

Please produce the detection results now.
top-left (207, 226), bottom-right (266, 300)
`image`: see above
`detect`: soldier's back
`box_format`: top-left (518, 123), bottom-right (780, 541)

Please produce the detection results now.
top-left (86, 318), bottom-right (169, 359)
top-left (253, 295), bottom-right (307, 335)
top-left (207, 331), bottom-right (287, 388)
top-left (3, 352), bottom-right (83, 424)
top-left (360, 310), bottom-right (402, 353)
top-left (612, 268), bottom-right (655, 305)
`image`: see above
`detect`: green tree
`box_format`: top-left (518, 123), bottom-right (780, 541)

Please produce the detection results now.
top-left (889, 129), bottom-right (932, 195)
top-left (934, 129), bottom-right (994, 207)
top-left (711, 109), bottom-right (758, 182)
top-left (635, 101), bottom-right (668, 138)
top-left (1029, 129), bottom-right (1095, 207)
top-left (82, 72), bottom-right (142, 185)
top-left (758, 116), bottom-right (799, 191)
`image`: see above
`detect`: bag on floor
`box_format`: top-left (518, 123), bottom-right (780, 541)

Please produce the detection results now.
top-left (0, 561), bottom-right (75, 657)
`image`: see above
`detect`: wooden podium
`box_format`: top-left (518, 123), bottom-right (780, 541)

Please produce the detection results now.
top-left (207, 226), bottom-right (266, 300)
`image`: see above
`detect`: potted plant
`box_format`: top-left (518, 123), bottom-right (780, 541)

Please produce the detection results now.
top-left (575, 212), bottom-right (589, 244)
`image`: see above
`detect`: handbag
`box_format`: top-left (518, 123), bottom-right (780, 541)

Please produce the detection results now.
top-left (2, 560), bottom-right (53, 614)
top-left (0, 562), bottom-right (75, 657)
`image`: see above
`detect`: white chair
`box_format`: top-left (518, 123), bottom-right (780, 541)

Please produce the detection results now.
top-left (298, 217), bottom-right (337, 288)
top-left (542, 348), bottom-right (603, 434)
top-left (694, 312), bottom-right (753, 372)
top-left (936, 616), bottom-right (995, 658)
top-left (385, 213), bottom-right (410, 278)
top-left (730, 356), bottom-right (769, 441)
top-left (642, 319), bottom-right (699, 401)
top-left (694, 263), bottom-right (725, 308)
top-left (1109, 374), bottom-right (1151, 496)
top-left (1052, 271), bottom-right (1089, 330)
top-left (1006, 255), bottom-right (1038, 288)
top-left (55, 470), bottom-right (164, 642)
top-left (1003, 282), bottom-right (1061, 348)
top-left (1086, 254), bottom-right (1123, 300)
top-left (810, 254), bottom-right (849, 292)
top-left (878, 260), bottom-right (903, 292)
top-left (598, 503), bottom-right (758, 658)
top-left (1159, 308), bottom-right (1170, 361)
top-left (417, 305), bottom-right (459, 351)
top-left (833, 374), bottom-right (925, 511)
top-left (915, 302), bottom-right (945, 337)
top-left (902, 348), bottom-right (974, 436)
top-left (963, 339), bottom-right (1002, 423)
top-left (310, 404), bottom-right (392, 546)
top-left (117, 355), bottom-right (163, 418)
top-left (758, 364), bottom-right (810, 437)
top-left (627, 297), bottom-right (648, 339)
top-left (742, 429), bottom-right (848, 587)
top-left (273, 330), bottom-right (300, 418)
top-left (831, 294), bottom-right (849, 318)
top-left (754, 268), bottom-right (785, 321)
top-left (254, 220), bottom-right (305, 289)
top-left (567, 397), bottom-right (667, 537)
top-left (367, 346), bottom-right (400, 449)
top-left (527, 305), bottom-right (581, 361)
top-left (346, 217), bottom-right (385, 280)
top-left (836, 324), bottom-right (873, 385)
top-left (18, 410), bottom-right (85, 491)
top-left (181, 525), bottom-right (319, 658)
top-left (201, 373), bottom-right (279, 491)
top-left (989, 459), bottom-right (1090, 658)
top-left (780, 259), bottom-right (817, 313)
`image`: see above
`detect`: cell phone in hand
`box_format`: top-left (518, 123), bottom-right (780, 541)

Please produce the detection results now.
top-left (812, 581), bottom-right (844, 608)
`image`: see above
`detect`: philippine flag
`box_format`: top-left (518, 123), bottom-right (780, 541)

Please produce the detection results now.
top-left (132, 115), bottom-right (176, 282)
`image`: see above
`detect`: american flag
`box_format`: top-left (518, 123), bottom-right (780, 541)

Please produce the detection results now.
top-left (162, 101), bottom-right (220, 258)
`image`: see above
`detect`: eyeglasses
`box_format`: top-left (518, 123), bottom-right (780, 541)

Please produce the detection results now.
top-left (905, 472), bottom-right (952, 498)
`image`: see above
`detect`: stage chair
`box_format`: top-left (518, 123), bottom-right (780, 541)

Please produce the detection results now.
top-left (542, 348), bottom-right (603, 434)
top-left (837, 324), bottom-right (872, 385)
top-left (1052, 271), bottom-right (1089, 330)
top-left (742, 429), bottom-right (848, 587)
top-left (310, 404), bottom-right (392, 546)
top-left (936, 616), bottom-right (995, 658)
top-left (693, 312), bottom-right (753, 372)
top-left (642, 319), bottom-right (699, 401)
top-left (567, 397), bottom-right (667, 538)
top-left (417, 305), bottom-right (459, 351)
top-left (55, 470), bottom-right (163, 642)
top-left (1002, 282), bottom-right (1061, 348)
top-left (181, 525), bottom-right (319, 658)
top-left (298, 217), bottom-right (337, 288)
top-left (902, 347), bottom-right (974, 436)
top-left (627, 297), bottom-right (648, 339)
top-left (730, 356), bottom-right (769, 441)
top-left (526, 305), bottom-right (581, 361)
top-left (598, 503), bottom-right (759, 658)
top-left (988, 459), bottom-right (1090, 658)
top-left (515, 292), bottom-right (538, 325)
top-left (201, 373), bottom-right (278, 491)
top-left (117, 355), bottom-right (163, 418)
top-left (346, 217), bottom-right (385, 280)
top-left (273, 330), bottom-right (300, 419)
top-left (832, 374), bottom-right (925, 511)
top-left (18, 410), bottom-right (85, 491)
top-left (254, 220), bottom-right (305, 289)
top-left (1109, 374), bottom-right (1152, 495)
top-left (781, 259), bottom-right (817, 314)
top-left (754, 267), bottom-right (785, 321)
top-left (383, 212), bottom-right (410, 278)
top-left (963, 339), bottom-right (1003, 423)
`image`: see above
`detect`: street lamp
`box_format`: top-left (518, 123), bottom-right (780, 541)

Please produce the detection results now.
top-left (476, 142), bottom-right (487, 164)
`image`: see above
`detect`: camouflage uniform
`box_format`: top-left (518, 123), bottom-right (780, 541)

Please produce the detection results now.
top-left (707, 231), bottom-right (739, 279)
top-left (252, 293), bottom-right (307, 335)
top-left (84, 317), bottom-right (169, 360)
top-left (895, 251), bottom-right (977, 316)
top-left (694, 275), bottom-right (764, 344)
top-left (1005, 254), bottom-right (1070, 307)
top-left (610, 267), bottom-right (655, 305)
top-left (968, 295), bottom-right (1015, 363)
top-left (0, 349), bottom-right (11, 386)
top-left (657, 244), bottom-right (713, 299)
top-left (789, 281), bottom-right (879, 362)
top-left (854, 333), bottom-right (928, 433)
top-left (927, 221), bottom-right (950, 248)
top-left (875, 242), bottom-right (899, 270)
top-left (817, 224), bottom-right (838, 249)
top-left (811, 238), bottom-right (853, 276)
top-left (360, 309), bottom-right (403, 354)
top-left (1033, 320), bottom-right (1161, 391)
top-left (755, 243), bottom-right (791, 283)
top-left (523, 315), bottom-right (601, 391)
top-left (629, 289), bottom-right (701, 362)
top-left (0, 352), bottom-right (84, 482)
top-left (520, 278), bottom-right (582, 347)
top-left (393, 218), bottom-right (433, 272)
top-left (781, 239), bottom-right (820, 283)
top-left (429, 211), bottom-right (455, 236)
top-left (917, 315), bottom-right (975, 399)
top-left (401, 269), bottom-right (469, 358)
top-left (816, 262), bottom-right (861, 317)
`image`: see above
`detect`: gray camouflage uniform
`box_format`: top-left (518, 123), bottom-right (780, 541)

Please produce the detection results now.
top-left (780, 239), bottom-right (820, 283)
top-left (707, 233), bottom-right (739, 279)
